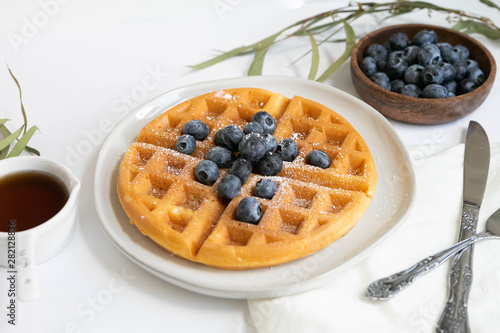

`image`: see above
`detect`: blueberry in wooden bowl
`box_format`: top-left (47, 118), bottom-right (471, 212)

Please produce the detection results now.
top-left (350, 24), bottom-right (496, 125)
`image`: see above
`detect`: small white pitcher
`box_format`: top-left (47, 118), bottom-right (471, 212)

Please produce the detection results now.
top-left (0, 156), bottom-right (80, 301)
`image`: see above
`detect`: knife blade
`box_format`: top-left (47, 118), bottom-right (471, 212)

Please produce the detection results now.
top-left (436, 121), bottom-right (490, 333)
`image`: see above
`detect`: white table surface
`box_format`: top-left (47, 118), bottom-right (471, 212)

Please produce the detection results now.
top-left (1, 0), bottom-right (499, 332)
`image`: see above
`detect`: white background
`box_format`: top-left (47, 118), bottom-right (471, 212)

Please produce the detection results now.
top-left (1, 0), bottom-right (499, 332)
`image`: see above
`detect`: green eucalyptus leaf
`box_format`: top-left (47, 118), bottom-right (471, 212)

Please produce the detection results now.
top-left (480, 0), bottom-right (500, 11)
top-left (0, 120), bottom-right (39, 157)
top-left (24, 146), bottom-right (41, 156)
top-left (307, 33), bottom-right (320, 80)
top-left (248, 32), bottom-right (281, 76)
top-left (288, 25), bottom-right (345, 68)
top-left (7, 65), bottom-right (28, 134)
top-left (316, 20), bottom-right (355, 82)
top-left (188, 45), bottom-right (256, 70)
top-left (0, 125), bottom-right (24, 151)
top-left (453, 20), bottom-right (500, 38)
top-left (7, 125), bottom-right (38, 158)
top-left (3, 64), bottom-right (40, 157)
top-left (189, 23), bottom-right (293, 71)
top-left (247, 50), bottom-right (266, 76)
top-left (0, 125), bottom-right (10, 159)
top-left (0, 148), bottom-right (8, 160)
top-left (247, 48), bottom-right (268, 76)
top-left (298, 16), bottom-right (344, 36)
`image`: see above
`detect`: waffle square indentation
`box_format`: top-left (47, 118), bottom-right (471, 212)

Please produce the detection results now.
top-left (227, 225), bottom-right (253, 246)
top-left (167, 207), bottom-right (191, 232)
top-left (163, 155), bottom-right (187, 176)
top-left (301, 102), bottom-right (323, 120)
top-left (248, 91), bottom-right (271, 109)
top-left (328, 193), bottom-right (352, 214)
top-left (147, 174), bottom-right (173, 200)
top-left (178, 183), bottom-right (207, 211)
top-left (206, 99), bottom-right (229, 120)
top-left (278, 209), bottom-right (305, 235)
top-left (291, 185), bottom-right (317, 209)
top-left (290, 120), bottom-right (313, 141)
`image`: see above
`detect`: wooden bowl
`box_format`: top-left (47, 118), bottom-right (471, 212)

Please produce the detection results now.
top-left (350, 24), bottom-right (496, 125)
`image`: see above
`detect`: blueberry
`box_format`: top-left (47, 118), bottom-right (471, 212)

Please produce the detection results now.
top-left (438, 62), bottom-right (456, 83)
top-left (256, 152), bottom-right (283, 176)
top-left (364, 43), bottom-right (388, 64)
top-left (448, 92), bottom-right (456, 98)
top-left (251, 111), bottom-right (276, 135)
top-left (453, 60), bottom-right (468, 80)
top-left (236, 197), bottom-right (262, 224)
top-left (195, 160), bottom-right (219, 185)
top-left (307, 150), bottom-right (330, 169)
top-left (400, 84), bottom-right (422, 98)
top-left (383, 41), bottom-right (392, 52)
top-left (465, 59), bottom-right (479, 70)
top-left (206, 146), bottom-right (235, 168)
top-left (370, 72), bottom-right (391, 90)
top-left (421, 64), bottom-right (444, 85)
top-left (422, 84), bottom-right (448, 99)
top-left (182, 120), bottom-right (209, 141)
top-left (436, 42), bottom-right (453, 53)
top-left (263, 134), bottom-right (278, 153)
top-left (228, 158), bottom-right (253, 184)
top-left (377, 60), bottom-right (387, 72)
top-left (465, 67), bottom-right (485, 85)
top-left (385, 57), bottom-right (408, 79)
top-left (411, 29), bottom-right (438, 47)
top-left (452, 59), bottom-right (480, 82)
top-left (417, 44), bottom-right (441, 66)
top-left (217, 174), bottom-right (241, 200)
top-left (458, 79), bottom-right (478, 94)
top-left (276, 138), bottom-right (298, 162)
top-left (238, 133), bottom-right (267, 162)
top-left (214, 129), bottom-right (225, 146)
top-left (391, 79), bottom-right (405, 93)
top-left (404, 64), bottom-right (424, 86)
top-left (215, 125), bottom-right (243, 151)
top-left (443, 80), bottom-right (457, 95)
top-left (401, 45), bottom-right (420, 65)
top-left (254, 178), bottom-right (277, 200)
top-left (360, 56), bottom-right (378, 77)
top-left (176, 134), bottom-right (196, 155)
top-left (387, 50), bottom-right (403, 62)
top-left (389, 32), bottom-right (409, 51)
top-left (243, 122), bottom-right (265, 135)
top-left (452, 45), bottom-right (470, 60)
top-left (441, 48), bottom-right (460, 64)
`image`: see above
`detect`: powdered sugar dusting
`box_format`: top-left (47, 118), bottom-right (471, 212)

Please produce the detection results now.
top-left (213, 90), bottom-right (235, 100)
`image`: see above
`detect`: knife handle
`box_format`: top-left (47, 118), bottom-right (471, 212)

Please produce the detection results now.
top-left (436, 251), bottom-right (473, 333)
top-left (436, 204), bottom-right (478, 333)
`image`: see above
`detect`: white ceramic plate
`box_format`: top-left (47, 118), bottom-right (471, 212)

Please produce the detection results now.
top-left (93, 76), bottom-right (416, 299)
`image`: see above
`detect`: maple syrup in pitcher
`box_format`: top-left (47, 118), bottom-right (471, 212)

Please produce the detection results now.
top-left (0, 171), bottom-right (69, 232)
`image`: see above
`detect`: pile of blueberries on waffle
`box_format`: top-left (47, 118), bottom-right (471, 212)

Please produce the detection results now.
top-left (360, 29), bottom-right (485, 98)
top-left (174, 111), bottom-right (330, 223)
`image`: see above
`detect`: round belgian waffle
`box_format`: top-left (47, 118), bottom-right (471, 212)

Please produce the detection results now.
top-left (117, 88), bottom-right (376, 269)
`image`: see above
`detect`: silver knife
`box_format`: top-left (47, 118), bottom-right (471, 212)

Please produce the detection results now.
top-left (436, 121), bottom-right (490, 333)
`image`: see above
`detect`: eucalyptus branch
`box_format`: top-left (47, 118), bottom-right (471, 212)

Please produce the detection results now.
top-left (190, 0), bottom-right (500, 81)
top-left (0, 65), bottom-right (40, 159)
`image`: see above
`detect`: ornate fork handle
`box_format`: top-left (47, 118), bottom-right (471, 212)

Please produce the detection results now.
top-left (365, 232), bottom-right (492, 301)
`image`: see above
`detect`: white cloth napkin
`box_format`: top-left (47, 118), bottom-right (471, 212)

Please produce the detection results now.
top-left (246, 143), bottom-right (500, 333)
